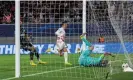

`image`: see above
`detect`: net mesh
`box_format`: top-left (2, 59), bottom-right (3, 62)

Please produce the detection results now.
top-left (106, 1), bottom-right (133, 74)
top-left (87, 1), bottom-right (133, 76)
top-left (19, 1), bottom-right (133, 80)
top-left (1, 1), bottom-right (133, 80)
top-left (20, 1), bottom-right (86, 80)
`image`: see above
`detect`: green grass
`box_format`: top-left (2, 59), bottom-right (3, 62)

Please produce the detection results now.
top-left (0, 54), bottom-right (133, 80)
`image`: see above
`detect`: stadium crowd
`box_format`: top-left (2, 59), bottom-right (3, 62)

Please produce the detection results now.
top-left (0, 1), bottom-right (113, 24)
top-left (20, 1), bottom-right (83, 23)
top-left (0, 1), bottom-right (15, 24)
top-left (0, 1), bottom-right (109, 24)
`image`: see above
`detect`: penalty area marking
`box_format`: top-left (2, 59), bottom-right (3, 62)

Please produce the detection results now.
top-left (2, 66), bottom-right (79, 80)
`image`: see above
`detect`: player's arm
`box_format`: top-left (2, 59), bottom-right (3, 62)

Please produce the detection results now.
top-left (55, 28), bottom-right (61, 36)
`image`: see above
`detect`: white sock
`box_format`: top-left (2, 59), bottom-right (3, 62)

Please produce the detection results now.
top-left (64, 52), bottom-right (68, 63)
top-left (38, 59), bottom-right (40, 61)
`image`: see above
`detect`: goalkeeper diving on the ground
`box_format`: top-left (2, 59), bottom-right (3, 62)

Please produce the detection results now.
top-left (79, 33), bottom-right (115, 67)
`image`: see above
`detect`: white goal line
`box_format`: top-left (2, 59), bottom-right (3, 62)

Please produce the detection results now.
top-left (2, 66), bottom-right (79, 80)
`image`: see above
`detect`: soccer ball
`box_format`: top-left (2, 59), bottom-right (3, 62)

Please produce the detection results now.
top-left (122, 63), bottom-right (129, 69)
top-left (122, 63), bottom-right (133, 72)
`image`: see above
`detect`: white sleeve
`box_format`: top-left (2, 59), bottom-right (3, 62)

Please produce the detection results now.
top-left (55, 28), bottom-right (61, 36)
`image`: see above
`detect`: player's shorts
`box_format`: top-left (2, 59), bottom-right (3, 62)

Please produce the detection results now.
top-left (56, 41), bottom-right (67, 50)
top-left (20, 41), bottom-right (33, 51)
top-left (79, 57), bottom-right (102, 66)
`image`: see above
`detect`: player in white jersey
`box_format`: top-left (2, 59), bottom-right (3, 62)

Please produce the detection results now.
top-left (55, 22), bottom-right (72, 65)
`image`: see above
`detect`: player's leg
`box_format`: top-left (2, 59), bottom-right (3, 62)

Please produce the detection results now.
top-left (29, 46), bottom-right (37, 66)
top-left (21, 45), bottom-right (37, 66)
top-left (100, 60), bottom-right (108, 67)
top-left (20, 43), bottom-right (37, 66)
top-left (57, 49), bottom-right (63, 56)
top-left (104, 52), bottom-right (115, 57)
top-left (63, 47), bottom-right (72, 65)
top-left (97, 54), bottom-right (110, 67)
top-left (30, 46), bottom-right (40, 60)
top-left (62, 42), bottom-right (72, 65)
top-left (56, 41), bottom-right (72, 65)
top-left (27, 43), bottom-right (47, 65)
top-left (91, 53), bottom-right (114, 67)
top-left (31, 46), bottom-right (47, 64)
top-left (45, 48), bottom-right (51, 53)
top-left (56, 42), bottom-right (64, 56)
top-left (97, 52), bottom-right (115, 62)
top-left (80, 33), bottom-right (91, 47)
top-left (45, 48), bottom-right (56, 54)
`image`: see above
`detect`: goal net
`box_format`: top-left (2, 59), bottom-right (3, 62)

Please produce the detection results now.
top-left (106, 1), bottom-right (133, 75)
top-left (19, 1), bottom-right (133, 80)
top-left (1, 0), bottom-right (132, 80)
top-left (87, 0), bottom-right (133, 77)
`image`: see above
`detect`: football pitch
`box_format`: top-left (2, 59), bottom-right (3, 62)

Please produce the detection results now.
top-left (0, 54), bottom-right (133, 80)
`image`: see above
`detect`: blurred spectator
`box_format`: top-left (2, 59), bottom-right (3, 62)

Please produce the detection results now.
top-left (3, 13), bottom-right (12, 23)
top-left (0, 1), bottom-right (15, 24)
top-left (49, 14), bottom-right (54, 23)
top-left (40, 12), bottom-right (44, 22)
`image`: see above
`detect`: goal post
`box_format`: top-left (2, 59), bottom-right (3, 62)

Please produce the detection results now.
top-left (82, 0), bottom-right (86, 50)
top-left (15, 0), bottom-right (20, 78)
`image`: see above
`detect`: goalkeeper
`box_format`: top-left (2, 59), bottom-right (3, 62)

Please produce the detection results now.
top-left (20, 26), bottom-right (47, 66)
top-left (79, 33), bottom-right (114, 67)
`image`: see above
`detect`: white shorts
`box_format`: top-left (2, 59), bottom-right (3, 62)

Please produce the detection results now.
top-left (56, 41), bottom-right (67, 50)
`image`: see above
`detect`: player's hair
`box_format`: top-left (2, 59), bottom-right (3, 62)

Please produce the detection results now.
top-left (61, 21), bottom-right (68, 26)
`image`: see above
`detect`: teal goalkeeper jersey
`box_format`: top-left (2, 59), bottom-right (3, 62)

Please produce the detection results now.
top-left (79, 48), bottom-right (92, 59)
top-left (79, 37), bottom-right (104, 66)
top-left (79, 37), bottom-right (92, 65)
top-left (79, 37), bottom-right (92, 58)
